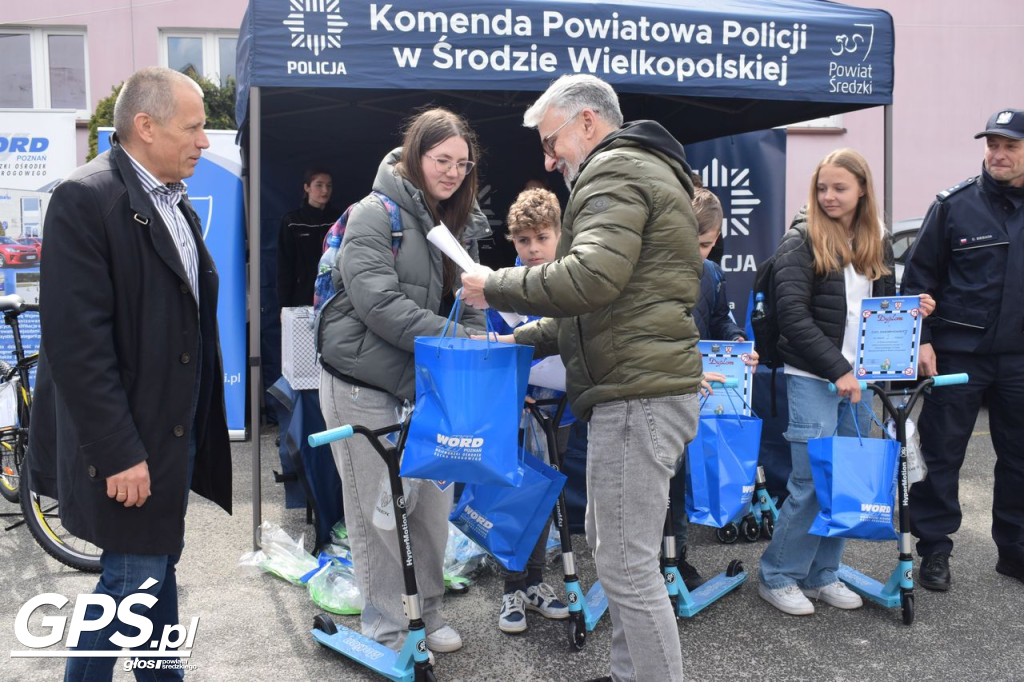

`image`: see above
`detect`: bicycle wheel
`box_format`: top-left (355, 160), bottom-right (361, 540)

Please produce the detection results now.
top-left (0, 439), bottom-right (21, 502)
top-left (20, 468), bottom-right (102, 572)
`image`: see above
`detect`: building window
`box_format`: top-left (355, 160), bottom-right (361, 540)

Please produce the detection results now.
top-left (161, 31), bottom-right (238, 85)
top-left (0, 29), bottom-right (88, 115)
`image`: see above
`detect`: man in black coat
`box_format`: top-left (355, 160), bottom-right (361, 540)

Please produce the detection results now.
top-left (33, 66), bottom-right (232, 679)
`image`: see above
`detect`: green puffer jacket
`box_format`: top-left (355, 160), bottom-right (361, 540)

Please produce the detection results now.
top-left (484, 121), bottom-right (704, 420)
top-left (317, 147), bottom-right (489, 400)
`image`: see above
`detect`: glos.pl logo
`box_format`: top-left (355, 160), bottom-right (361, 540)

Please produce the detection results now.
top-left (10, 578), bottom-right (200, 661)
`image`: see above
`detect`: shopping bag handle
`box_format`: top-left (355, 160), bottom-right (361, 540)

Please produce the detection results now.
top-left (440, 288), bottom-right (466, 339)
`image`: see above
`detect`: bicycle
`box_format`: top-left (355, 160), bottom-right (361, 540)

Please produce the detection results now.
top-left (0, 293), bottom-right (101, 572)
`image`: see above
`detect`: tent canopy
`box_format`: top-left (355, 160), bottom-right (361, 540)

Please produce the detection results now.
top-left (234, 0), bottom-right (893, 546)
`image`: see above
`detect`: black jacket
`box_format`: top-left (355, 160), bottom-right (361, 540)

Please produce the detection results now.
top-left (902, 168), bottom-right (1024, 355)
top-left (29, 139), bottom-right (231, 555)
top-left (277, 200), bottom-right (341, 307)
top-left (774, 220), bottom-right (895, 382)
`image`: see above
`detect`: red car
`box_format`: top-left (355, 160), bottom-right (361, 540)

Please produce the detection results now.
top-left (0, 237), bottom-right (39, 267)
top-left (16, 237), bottom-right (41, 261)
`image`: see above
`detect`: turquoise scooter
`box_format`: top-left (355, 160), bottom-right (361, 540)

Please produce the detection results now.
top-left (829, 373), bottom-right (969, 625)
top-left (527, 398), bottom-right (608, 651)
top-left (307, 418), bottom-right (436, 681)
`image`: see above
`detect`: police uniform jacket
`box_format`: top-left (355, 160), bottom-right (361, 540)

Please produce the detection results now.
top-left (902, 167), bottom-right (1024, 355)
top-left (29, 138), bottom-right (232, 555)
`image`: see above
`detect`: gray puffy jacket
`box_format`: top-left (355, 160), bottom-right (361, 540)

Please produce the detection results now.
top-left (317, 148), bottom-right (489, 400)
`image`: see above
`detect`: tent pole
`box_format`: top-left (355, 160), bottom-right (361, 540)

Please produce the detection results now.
top-left (248, 85), bottom-right (263, 551)
top-left (884, 103), bottom-right (893, 230)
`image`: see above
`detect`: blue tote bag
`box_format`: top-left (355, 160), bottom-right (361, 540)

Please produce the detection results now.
top-left (401, 297), bottom-right (534, 487)
top-left (808, 403), bottom-right (900, 541)
top-left (450, 451), bottom-right (566, 572)
top-left (685, 391), bottom-right (762, 528)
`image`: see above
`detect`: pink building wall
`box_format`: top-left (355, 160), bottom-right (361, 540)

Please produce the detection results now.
top-left (1, 0), bottom-right (247, 160)
top-left (5, 0), bottom-right (1022, 224)
top-left (785, 0), bottom-right (1024, 224)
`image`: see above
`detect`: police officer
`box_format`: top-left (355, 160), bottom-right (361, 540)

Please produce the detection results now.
top-left (902, 108), bottom-right (1024, 591)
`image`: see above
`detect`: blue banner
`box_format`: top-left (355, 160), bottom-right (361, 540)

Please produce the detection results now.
top-left (685, 128), bottom-right (786, 325)
top-left (100, 131), bottom-right (247, 436)
top-left (238, 0), bottom-right (893, 125)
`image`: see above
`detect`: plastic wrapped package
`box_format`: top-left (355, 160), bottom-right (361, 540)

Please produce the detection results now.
top-left (307, 555), bottom-right (363, 615)
top-left (238, 521), bottom-right (320, 585)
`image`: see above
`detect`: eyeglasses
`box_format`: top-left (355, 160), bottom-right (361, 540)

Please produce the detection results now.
top-left (424, 153), bottom-right (476, 176)
top-left (541, 110), bottom-right (582, 157)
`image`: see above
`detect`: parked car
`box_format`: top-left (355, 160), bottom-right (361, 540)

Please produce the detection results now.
top-left (16, 237), bottom-right (41, 260)
top-left (0, 237), bottom-right (39, 268)
top-left (892, 218), bottom-right (922, 291)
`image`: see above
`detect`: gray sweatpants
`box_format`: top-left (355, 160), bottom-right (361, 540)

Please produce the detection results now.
top-left (319, 371), bottom-right (453, 649)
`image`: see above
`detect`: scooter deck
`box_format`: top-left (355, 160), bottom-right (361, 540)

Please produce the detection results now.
top-left (669, 568), bottom-right (747, 618)
top-left (312, 626), bottom-right (423, 682)
top-left (837, 563), bottom-right (901, 608)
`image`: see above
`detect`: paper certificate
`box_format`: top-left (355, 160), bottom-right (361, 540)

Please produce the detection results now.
top-left (426, 224), bottom-right (527, 328)
top-left (698, 340), bottom-right (754, 416)
top-left (855, 296), bottom-right (923, 381)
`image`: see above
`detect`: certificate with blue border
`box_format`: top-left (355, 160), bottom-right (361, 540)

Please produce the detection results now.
top-left (699, 340), bottom-right (754, 415)
top-left (855, 296), bottom-right (923, 381)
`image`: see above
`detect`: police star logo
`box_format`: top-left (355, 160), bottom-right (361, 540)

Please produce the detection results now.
top-left (283, 0), bottom-right (349, 57)
top-left (695, 160), bottom-right (762, 238)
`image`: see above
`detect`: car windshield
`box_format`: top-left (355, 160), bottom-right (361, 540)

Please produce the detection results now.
top-left (0, 237), bottom-right (17, 245)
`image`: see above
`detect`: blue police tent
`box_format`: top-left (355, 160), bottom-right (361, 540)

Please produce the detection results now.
top-left (235, 0), bottom-right (894, 544)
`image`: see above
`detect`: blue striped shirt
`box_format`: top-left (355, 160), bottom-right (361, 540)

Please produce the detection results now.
top-left (123, 151), bottom-right (200, 302)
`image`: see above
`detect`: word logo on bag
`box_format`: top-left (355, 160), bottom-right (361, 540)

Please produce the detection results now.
top-left (11, 578), bottom-right (199, 664)
top-left (435, 433), bottom-right (485, 461)
top-left (859, 502), bottom-right (892, 521)
top-left (462, 504), bottom-right (495, 531)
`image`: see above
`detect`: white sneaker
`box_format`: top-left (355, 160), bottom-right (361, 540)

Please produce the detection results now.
top-left (758, 583), bottom-right (815, 615)
top-left (523, 582), bottom-right (569, 620)
top-left (801, 581), bottom-right (863, 610)
top-left (498, 591), bottom-right (528, 633)
top-left (425, 625), bottom-right (462, 653)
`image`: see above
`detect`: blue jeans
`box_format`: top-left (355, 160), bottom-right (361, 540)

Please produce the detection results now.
top-left (66, 433), bottom-right (197, 682)
top-left (585, 394), bottom-right (699, 682)
top-left (759, 375), bottom-right (870, 590)
top-left (65, 553), bottom-right (185, 681)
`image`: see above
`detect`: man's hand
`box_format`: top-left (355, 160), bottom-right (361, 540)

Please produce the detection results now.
top-left (460, 265), bottom-right (493, 309)
top-left (918, 343), bottom-right (937, 377)
top-left (106, 461), bottom-right (151, 508)
top-left (700, 371), bottom-right (728, 398)
top-left (918, 293), bottom-right (936, 318)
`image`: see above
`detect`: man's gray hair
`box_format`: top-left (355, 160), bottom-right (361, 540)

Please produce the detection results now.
top-left (113, 67), bottom-right (204, 141)
top-left (523, 74), bottom-right (623, 130)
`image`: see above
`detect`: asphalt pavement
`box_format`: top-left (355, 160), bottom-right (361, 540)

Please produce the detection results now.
top-left (2, 405), bottom-right (1022, 682)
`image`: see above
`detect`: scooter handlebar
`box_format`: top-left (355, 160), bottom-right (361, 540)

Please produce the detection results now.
top-left (930, 372), bottom-right (969, 387)
top-left (707, 378), bottom-right (739, 389)
top-left (827, 381), bottom-right (867, 393)
top-left (308, 425), bottom-right (355, 447)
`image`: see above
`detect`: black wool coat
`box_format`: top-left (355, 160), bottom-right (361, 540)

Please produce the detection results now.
top-left (29, 139), bottom-right (231, 555)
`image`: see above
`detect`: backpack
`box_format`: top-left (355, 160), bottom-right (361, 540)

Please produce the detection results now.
top-left (312, 191), bottom-right (403, 314)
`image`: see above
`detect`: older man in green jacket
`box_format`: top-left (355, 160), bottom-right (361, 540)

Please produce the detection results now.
top-left (461, 74), bottom-right (703, 682)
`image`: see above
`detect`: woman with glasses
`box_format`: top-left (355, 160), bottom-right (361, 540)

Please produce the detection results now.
top-left (317, 107), bottom-right (490, 657)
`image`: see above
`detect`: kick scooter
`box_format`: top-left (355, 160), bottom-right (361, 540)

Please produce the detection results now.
top-left (307, 418), bottom-right (435, 681)
top-left (527, 398), bottom-right (608, 651)
top-left (830, 372), bottom-right (969, 625)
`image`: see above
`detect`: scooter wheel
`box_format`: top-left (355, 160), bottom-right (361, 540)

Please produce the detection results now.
top-left (716, 523), bottom-right (739, 544)
top-left (740, 518), bottom-right (760, 543)
top-left (312, 613), bottom-right (338, 635)
top-left (901, 592), bottom-right (915, 626)
top-left (726, 559), bottom-right (745, 578)
top-left (446, 580), bottom-right (470, 595)
top-left (761, 517), bottom-right (775, 540)
top-left (567, 613), bottom-right (587, 650)
top-left (416, 667), bottom-right (437, 682)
